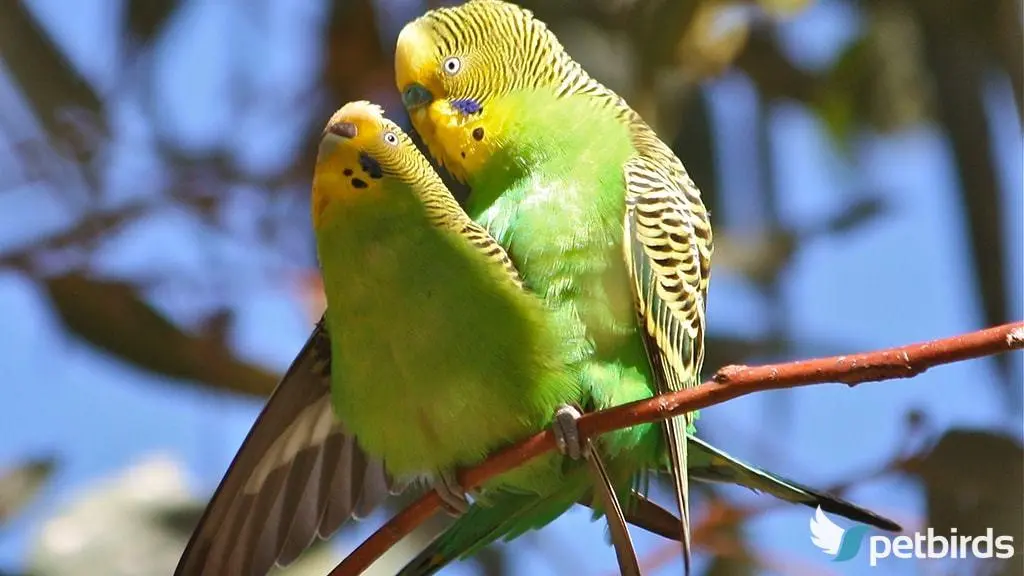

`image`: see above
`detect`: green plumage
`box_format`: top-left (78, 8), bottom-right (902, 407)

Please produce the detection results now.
top-left (174, 101), bottom-right (606, 576)
top-left (395, 2), bottom-right (900, 573)
top-left (313, 102), bottom-right (584, 493)
top-left (398, 88), bottom-right (694, 574)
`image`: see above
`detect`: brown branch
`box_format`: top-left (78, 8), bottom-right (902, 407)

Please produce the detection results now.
top-left (330, 322), bottom-right (1024, 576)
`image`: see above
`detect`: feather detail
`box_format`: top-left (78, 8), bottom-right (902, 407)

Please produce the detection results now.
top-left (174, 319), bottom-right (396, 576)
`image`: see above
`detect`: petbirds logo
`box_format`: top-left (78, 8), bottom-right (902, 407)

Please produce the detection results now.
top-left (810, 506), bottom-right (869, 563)
top-left (809, 506), bottom-right (1017, 567)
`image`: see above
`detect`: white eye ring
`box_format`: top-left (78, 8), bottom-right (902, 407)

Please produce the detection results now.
top-left (383, 131), bottom-right (399, 145)
top-left (442, 56), bottom-right (462, 76)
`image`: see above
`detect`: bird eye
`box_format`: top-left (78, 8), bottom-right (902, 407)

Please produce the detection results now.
top-left (383, 131), bottom-right (399, 145)
top-left (442, 56), bottom-right (462, 76)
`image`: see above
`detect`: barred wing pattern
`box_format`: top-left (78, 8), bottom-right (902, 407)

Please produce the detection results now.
top-left (174, 318), bottom-right (401, 576)
top-left (419, 174), bottom-right (526, 290)
top-left (622, 158), bottom-right (708, 397)
top-left (622, 154), bottom-right (710, 574)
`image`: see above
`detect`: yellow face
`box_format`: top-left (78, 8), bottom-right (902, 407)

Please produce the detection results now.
top-left (312, 101), bottom-right (414, 228)
top-left (405, 93), bottom-right (509, 184)
top-left (394, 0), bottom-right (545, 182)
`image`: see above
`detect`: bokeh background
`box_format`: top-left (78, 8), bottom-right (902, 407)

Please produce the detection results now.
top-left (0, 0), bottom-right (1021, 575)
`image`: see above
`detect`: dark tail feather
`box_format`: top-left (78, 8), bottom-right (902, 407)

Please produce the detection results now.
top-left (584, 439), bottom-right (640, 575)
top-left (688, 436), bottom-right (902, 532)
top-left (806, 487), bottom-right (901, 532)
top-left (580, 489), bottom-right (682, 541)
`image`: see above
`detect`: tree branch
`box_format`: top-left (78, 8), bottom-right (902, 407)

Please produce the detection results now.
top-left (330, 322), bottom-right (1024, 576)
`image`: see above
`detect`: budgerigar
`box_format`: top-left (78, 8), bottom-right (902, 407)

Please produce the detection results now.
top-left (174, 101), bottom-right (606, 576)
top-left (394, 1), bottom-right (901, 572)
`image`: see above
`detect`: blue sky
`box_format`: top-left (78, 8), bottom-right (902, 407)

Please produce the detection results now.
top-left (0, 1), bottom-right (1020, 575)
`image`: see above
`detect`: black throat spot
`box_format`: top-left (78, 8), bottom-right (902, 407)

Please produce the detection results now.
top-left (359, 152), bottom-right (384, 179)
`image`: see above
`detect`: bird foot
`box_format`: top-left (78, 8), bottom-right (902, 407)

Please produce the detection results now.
top-left (553, 404), bottom-right (589, 460)
top-left (432, 469), bottom-right (470, 517)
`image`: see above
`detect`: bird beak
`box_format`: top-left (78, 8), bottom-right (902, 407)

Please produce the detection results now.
top-left (401, 83), bottom-right (434, 111)
top-left (395, 20), bottom-right (439, 117)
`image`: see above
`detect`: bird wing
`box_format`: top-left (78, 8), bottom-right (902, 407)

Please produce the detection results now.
top-left (622, 152), bottom-right (711, 574)
top-left (455, 220), bottom-right (526, 290)
top-left (174, 317), bottom-right (402, 576)
top-left (421, 175), bottom-right (526, 290)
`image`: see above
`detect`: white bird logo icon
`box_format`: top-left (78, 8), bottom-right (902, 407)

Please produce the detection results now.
top-left (810, 506), bottom-right (845, 556)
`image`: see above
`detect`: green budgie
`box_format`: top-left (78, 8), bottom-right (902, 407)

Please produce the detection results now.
top-left (174, 100), bottom-right (644, 576)
top-left (395, 1), bottom-right (901, 572)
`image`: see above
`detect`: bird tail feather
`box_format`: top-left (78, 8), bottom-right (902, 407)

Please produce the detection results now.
top-left (687, 436), bottom-right (901, 532)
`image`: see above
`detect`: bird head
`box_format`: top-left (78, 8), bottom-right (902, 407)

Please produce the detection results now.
top-left (394, 0), bottom-right (566, 182)
top-left (312, 101), bottom-right (431, 227)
